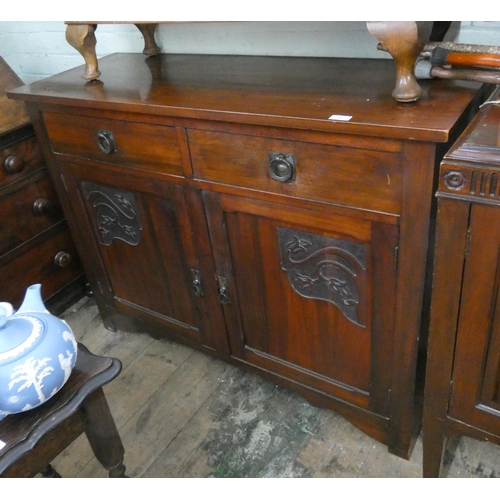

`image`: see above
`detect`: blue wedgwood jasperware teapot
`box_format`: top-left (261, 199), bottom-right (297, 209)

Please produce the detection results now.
top-left (0, 284), bottom-right (77, 420)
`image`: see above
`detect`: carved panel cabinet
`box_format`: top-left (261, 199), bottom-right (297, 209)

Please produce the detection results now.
top-left (9, 53), bottom-right (488, 460)
top-left (423, 93), bottom-right (500, 477)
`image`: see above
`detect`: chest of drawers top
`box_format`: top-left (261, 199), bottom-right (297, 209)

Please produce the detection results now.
top-left (9, 53), bottom-right (484, 144)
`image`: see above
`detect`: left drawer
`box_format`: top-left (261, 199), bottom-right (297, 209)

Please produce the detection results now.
top-left (43, 112), bottom-right (184, 177)
top-left (0, 175), bottom-right (64, 257)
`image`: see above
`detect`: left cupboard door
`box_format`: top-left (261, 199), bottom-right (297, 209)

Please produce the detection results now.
top-left (57, 159), bottom-right (229, 353)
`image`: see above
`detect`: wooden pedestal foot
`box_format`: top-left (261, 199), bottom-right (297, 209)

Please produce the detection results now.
top-left (135, 24), bottom-right (160, 56)
top-left (65, 24), bottom-right (101, 81)
top-left (367, 21), bottom-right (433, 103)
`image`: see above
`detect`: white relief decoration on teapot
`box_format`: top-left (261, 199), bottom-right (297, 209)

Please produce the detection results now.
top-left (0, 316), bottom-right (42, 363)
top-left (8, 356), bottom-right (54, 404)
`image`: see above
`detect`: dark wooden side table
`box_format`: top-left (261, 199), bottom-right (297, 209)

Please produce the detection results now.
top-left (65, 21), bottom-right (434, 102)
top-left (423, 90), bottom-right (500, 477)
top-left (0, 343), bottom-right (127, 477)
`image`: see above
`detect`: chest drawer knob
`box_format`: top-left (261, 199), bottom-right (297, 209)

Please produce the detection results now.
top-left (32, 198), bottom-right (59, 216)
top-left (54, 251), bottom-right (72, 268)
top-left (3, 154), bottom-right (25, 173)
top-left (97, 129), bottom-right (116, 154)
top-left (268, 152), bottom-right (296, 182)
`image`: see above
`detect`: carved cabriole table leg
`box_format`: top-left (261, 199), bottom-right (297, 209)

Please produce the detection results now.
top-left (65, 23), bottom-right (101, 81)
top-left (135, 23), bottom-right (160, 56)
top-left (66, 22), bottom-right (160, 81)
top-left (367, 21), bottom-right (433, 102)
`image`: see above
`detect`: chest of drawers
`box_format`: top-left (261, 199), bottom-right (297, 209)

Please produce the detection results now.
top-left (9, 53), bottom-right (489, 459)
top-left (0, 57), bottom-right (85, 311)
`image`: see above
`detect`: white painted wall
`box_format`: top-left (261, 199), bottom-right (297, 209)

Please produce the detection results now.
top-left (0, 21), bottom-right (499, 84)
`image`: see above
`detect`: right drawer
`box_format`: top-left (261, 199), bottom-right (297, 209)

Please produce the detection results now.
top-left (188, 129), bottom-right (402, 215)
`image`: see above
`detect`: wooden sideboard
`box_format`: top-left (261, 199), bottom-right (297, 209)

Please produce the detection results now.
top-left (8, 52), bottom-right (490, 460)
top-left (423, 92), bottom-right (500, 477)
top-left (0, 57), bottom-right (85, 312)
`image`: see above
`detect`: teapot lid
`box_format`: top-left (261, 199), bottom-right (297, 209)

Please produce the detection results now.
top-left (0, 304), bottom-right (46, 365)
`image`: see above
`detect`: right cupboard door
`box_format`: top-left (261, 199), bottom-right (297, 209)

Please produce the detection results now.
top-left (449, 203), bottom-right (500, 434)
top-left (204, 191), bottom-right (399, 415)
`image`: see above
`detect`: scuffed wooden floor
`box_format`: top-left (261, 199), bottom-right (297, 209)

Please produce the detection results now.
top-left (47, 297), bottom-right (500, 478)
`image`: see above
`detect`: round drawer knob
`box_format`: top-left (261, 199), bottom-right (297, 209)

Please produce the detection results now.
top-left (3, 154), bottom-right (25, 173)
top-left (97, 129), bottom-right (116, 154)
top-left (268, 152), bottom-right (296, 183)
top-left (32, 198), bottom-right (59, 216)
top-left (54, 251), bottom-right (72, 268)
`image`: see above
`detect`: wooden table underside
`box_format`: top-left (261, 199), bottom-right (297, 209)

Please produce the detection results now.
top-left (65, 21), bottom-right (433, 103)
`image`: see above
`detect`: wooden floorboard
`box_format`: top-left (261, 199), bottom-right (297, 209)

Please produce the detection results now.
top-left (46, 297), bottom-right (500, 478)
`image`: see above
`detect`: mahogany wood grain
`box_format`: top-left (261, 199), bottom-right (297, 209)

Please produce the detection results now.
top-left (423, 97), bottom-right (500, 477)
top-left (62, 22), bottom-right (438, 103)
top-left (9, 54), bottom-right (488, 461)
top-left (9, 54), bottom-right (483, 143)
top-left (1, 227), bottom-right (82, 309)
top-left (422, 198), bottom-right (470, 477)
top-left (0, 174), bottom-right (63, 256)
top-left (0, 135), bottom-right (45, 190)
top-left (0, 57), bottom-right (85, 313)
top-left (44, 111), bottom-right (184, 177)
top-left (188, 129), bottom-right (402, 215)
top-left (449, 204), bottom-right (500, 427)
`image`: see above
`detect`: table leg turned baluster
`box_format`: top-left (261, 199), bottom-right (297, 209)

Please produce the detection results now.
top-left (367, 21), bottom-right (433, 102)
top-left (82, 387), bottom-right (128, 478)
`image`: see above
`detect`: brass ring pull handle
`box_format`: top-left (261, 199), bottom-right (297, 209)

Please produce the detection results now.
top-left (32, 198), bottom-right (59, 216)
top-left (3, 154), bottom-right (25, 173)
top-left (268, 152), bottom-right (296, 183)
top-left (54, 251), bottom-right (72, 268)
top-left (97, 130), bottom-right (116, 154)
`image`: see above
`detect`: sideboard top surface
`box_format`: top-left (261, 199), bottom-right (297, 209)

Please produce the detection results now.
top-left (9, 53), bottom-right (484, 143)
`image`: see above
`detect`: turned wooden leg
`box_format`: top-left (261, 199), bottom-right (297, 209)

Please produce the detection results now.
top-left (135, 24), bottom-right (160, 56)
top-left (40, 464), bottom-right (61, 478)
top-left (422, 417), bottom-right (448, 477)
top-left (367, 21), bottom-right (433, 103)
top-left (65, 23), bottom-right (101, 81)
top-left (82, 387), bottom-right (128, 478)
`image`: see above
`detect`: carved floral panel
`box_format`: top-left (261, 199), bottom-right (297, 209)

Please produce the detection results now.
top-left (277, 226), bottom-right (367, 327)
top-left (82, 182), bottom-right (143, 246)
